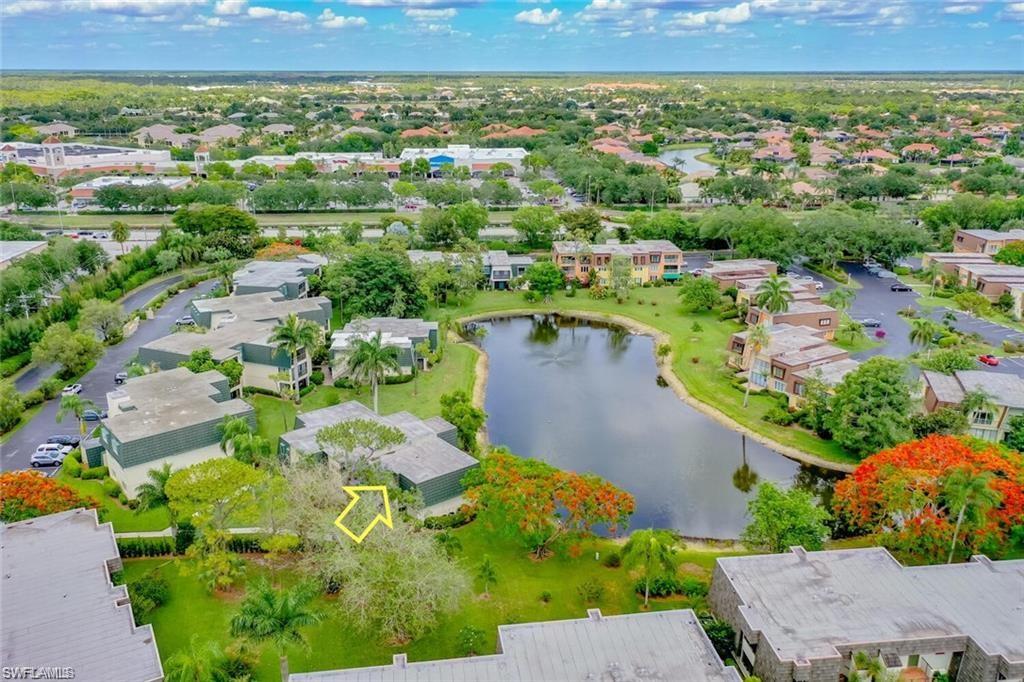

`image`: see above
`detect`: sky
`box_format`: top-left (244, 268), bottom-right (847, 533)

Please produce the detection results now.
top-left (2, 0), bottom-right (1023, 72)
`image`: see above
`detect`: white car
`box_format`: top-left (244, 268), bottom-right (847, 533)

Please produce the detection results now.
top-left (62, 384), bottom-right (83, 395)
top-left (812, 281), bottom-right (824, 290)
top-left (31, 443), bottom-right (72, 467)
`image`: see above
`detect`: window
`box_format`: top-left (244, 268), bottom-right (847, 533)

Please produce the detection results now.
top-left (772, 379), bottom-right (786, 392)
top-left (732, 342), bottom-right (745, 353)
top-left (581, 266), bottom-right (590, 273)
top-left (771, 366), bottom-right (785, 379)
top-left (650, 255), bottom-right (661, 264)
top-left (972, 411), bottom-right (994, 425)
top-left (819, 318), bottom-right (832, 326)
top-left (794, 382), bottom-right (806, 396)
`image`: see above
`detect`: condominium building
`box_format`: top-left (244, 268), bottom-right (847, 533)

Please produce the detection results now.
top-left (953, 262), bottom-right (1024, 300)
top-left (97, 368), bottom-right (255, 497)
top-left (733, 275), bottom-right (821, 306)
top-left (407, 249), bottom-right (535, 289)
top-left (232, 254), bottom-right (327, 299)
top-left (187, 292), bottom-right (332, 329)
top-left (331, 317), bottom-right (438, 373)
top-left (922, 370), bottom-right (1024, 443)
top-left (278, 401), bottom-right (478, 506)
top-left (291, 608), bottom-right (741, 681)
top-left (700, 259), bottom-right (778, 290)
top-left (1, 509), bottom-right (164, 681)
top-left (552, 239), bottom-right (685, 285)
top-left (746, 301), bottom-right (839, 340)
top-left (952, 228), bottom-right (1024, 254)
top-left (709, 547), bottom-right (1024, 681)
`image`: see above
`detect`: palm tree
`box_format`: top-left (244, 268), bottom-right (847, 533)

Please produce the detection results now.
top-left (838, 319), bottom-right (865, 345)
top-left (477, 555), bottom-right (498, 597)
top-left (943, 468), bottom-right (1002, 564)
top-left (230, 432), bottom-right (272, 467)
top-left (220, 416), bottom-right (252, 452)
top-left (908, 318), bottom-right (941, 358)
top-left (823, 287), bottom-right (855, 314)
top-left (163, 635), bottom-right (232, 682)
top-left (135, 462), bottom-right (173, 514)
top-left (111, 220), bottom-right (130, 256)
top-left (57, 394), bottom-right (96, 465)
top-left (921, 261), bottom-right (942, 296)
top-left (743, 323), bottom-right (771, 408)
top-left (732, 435), bottom-right (759, 493)
top-left (211, 259), bottom-right (238, 294)
top-left (754, 274), bottom-right (794, 315)
top-left (341, 332), bottom-right (400, 414)
top-left (435, 530), bottom-right (462, 558)
top-left (269, 314), bottom-right (322, 399)
top-left (621, 529), bottom-right (676, 607)
top-left (230, 579), bottom-right (324, 682)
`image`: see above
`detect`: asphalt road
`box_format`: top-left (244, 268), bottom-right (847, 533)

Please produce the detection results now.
top-left (14, 274), bottom-right (187, 393)
top-left (2, 278), bottom-right (216, 473)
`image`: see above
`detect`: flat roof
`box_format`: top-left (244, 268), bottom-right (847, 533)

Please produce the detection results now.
top-left (191, 292), bottom-right (331, 325)
top-left (233, 255), bottom-right (326, 289)
top-left (103, 367), bottom-right (252, 442)
top-left (1, 509), bottom-right (163, 682)
top-left (715, 547), bottom-right (1024, 666)
top-left (793, 358), bottom-right (860, 386)
top-left (291, 609), bottom-right (740, 681)
top-left (0, 240), bottom-right (46, 264)
top-left (958, 228), bottom-right (1024, 241)
top-left (141, 319), bottom-right (275, 362)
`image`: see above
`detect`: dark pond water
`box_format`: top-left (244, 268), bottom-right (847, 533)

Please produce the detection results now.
top-left (480, 315), bottom-right (840, 539)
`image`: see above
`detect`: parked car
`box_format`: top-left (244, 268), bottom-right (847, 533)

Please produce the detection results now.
top-left (96, 232), bottom-right (109, 239)
top-left (47, 434), bottom-right (80, 447)
top-left (62, 384), bottom-right (83, 395)
top-left (31, 444), bottom-right (72, 467)
top-left (114, 372), bottom-right (128, 384)
top-left (858, 318), bottom-right (882, 328)
top-left (44, 230), bottom-right (62, 237)
top-left (978, 354), bottom-right (1000, 367)
top-left (78, 230), bottom-right (95, 238)
top-left (175, 316), bottom-right (196, 326)
top-left (82, 409), bottom-right (107, 421)
top-left (796, 274), bottom-right (814, 281)
top-left (877, 270), bottom-right (898, 279)
top-left (812, 281), bottom-right (824, 290)
top-left (890, 283), bottom-right (913, 292)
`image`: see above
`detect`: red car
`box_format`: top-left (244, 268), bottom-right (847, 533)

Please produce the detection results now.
top-left (978, 354), bottom-right (1000, 367)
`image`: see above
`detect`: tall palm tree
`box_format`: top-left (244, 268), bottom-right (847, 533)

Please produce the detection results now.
top-left (921, 261), bottom-right (942, 296)
top-left (135, 462), bottom-right (173, 514)
top-left (908, 318), bottom-right (941, 358)
top-left (230, 579), bottom-right (324, 682)
top-left (269, 314), bottom-right (322, 399)
top-left (755, 274), bottom-right (794, 315)
top-left (341, 332), bottom-right (400, 414)
top-left (111, 220), bottom-right (130, 256)
top-left (164, 635), bottom-right (231, 682)
top-left (823, 287), bottom-right (855, 314)
top-left (743, 323), bottom-right (772, 408)
top-left (838, 319), bottom-right (865, 345)
top-left (57, 394), bottom-right (96, 465)
top-left (943, 468), bottom-right (1002, 564)
top-left (219, 416), bottom-right (252, 452)
top-left (229, 432), bottom-right (272, 467)
top-left (621, 529), bottom-right (677, 607)
top-left (211, 259), bottom-right (239, 294)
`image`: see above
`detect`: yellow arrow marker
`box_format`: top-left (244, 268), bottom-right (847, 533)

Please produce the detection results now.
top-left (334, 485), bottom-right (394, 544)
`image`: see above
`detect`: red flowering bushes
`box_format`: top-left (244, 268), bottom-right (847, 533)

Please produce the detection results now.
top-left (0, 470), bottom-right (95, 523)
top-left (833, 435), bottom-right (1024, 562)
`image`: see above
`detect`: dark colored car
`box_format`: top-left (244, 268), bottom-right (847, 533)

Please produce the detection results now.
top-left (115, 372), bottom-right (128, 384)
top-left (858, 318), bottom-right (882, 328)
top-left (890, 283), bottom-right (913, 292)
top-left (47, 434), bottom-right (81, 447)
top-left (82, 409), bottom-right (108, 421)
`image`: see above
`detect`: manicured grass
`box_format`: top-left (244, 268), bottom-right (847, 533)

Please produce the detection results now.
top-left (252, 342), bottom-right (479, 450)
top-left (124, 520), bottom-right (748, 680)
top-left (433, 289), bottom-right (860, 466)
top-left (15, 211), bottom-right (516, 229)
top-left (56, 467), bottom-right (172, 532)
top-left (833, 314), bottom-right (884, 354)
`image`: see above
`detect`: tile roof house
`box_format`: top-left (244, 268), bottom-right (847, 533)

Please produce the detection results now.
top-left (922, 369), bottom-right (1024, 443)
top-left (198, 123), bottom-right (246, 144)
top-left (33, 122), bottom-right (77, 137)
top-left (1, 509), bottom-right (163, 682)
top-left (262, 123), bottom-right (296, 135)
top-left (278, 401), bottom-right (478, 506)
top-left (709, 547), bottom-right (1024, 681)
top-left (291, 608), bottom-right (741, 681)
top-left (133, 123), bottom-right (199, 148)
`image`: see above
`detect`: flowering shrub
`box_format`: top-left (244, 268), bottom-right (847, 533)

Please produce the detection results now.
top-left (254, 241), bottom-right (310, 261)
top-left (833, 435), bottom-right (1024, 562)
top-left (0, 470), bottom-right (95, 522)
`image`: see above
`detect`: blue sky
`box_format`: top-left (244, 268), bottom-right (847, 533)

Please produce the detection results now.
top-left (2, 0), bottom-right (1022, 71)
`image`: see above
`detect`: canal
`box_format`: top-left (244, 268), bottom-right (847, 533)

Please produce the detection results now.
top-left (479, 315), bottom-right (839, 539)
top-left (657, 146), bottom-right (717, 174)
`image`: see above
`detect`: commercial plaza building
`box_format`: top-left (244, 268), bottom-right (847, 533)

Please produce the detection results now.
top-left (709, 547), bottom-right (1024, 681)
top-left (1, 509), bottom-right (163, 681)
top-left (278, 401), bottom-right (477, 506)
top-left (552, 239), bottom-right (685, 285)
top-left (291, 608), bottom-right (741, 682)
top-left (98, 368), bottom-right (255, 497)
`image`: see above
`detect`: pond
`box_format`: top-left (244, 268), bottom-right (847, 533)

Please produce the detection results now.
top-left (657, 146), bottom-right (716, 174)
top-left (479, 315), bottom-right (840, 539)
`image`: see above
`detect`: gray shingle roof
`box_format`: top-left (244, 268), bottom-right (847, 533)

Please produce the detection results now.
top-left (715, 547), bottom-right (1024, 666)
top-left (1, 509), bottom-right (163, 682)
top-left (291, 609), bottom-right (740, 681)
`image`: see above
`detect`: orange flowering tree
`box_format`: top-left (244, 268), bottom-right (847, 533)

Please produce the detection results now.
top-left (833, 435), bottom-right (1024, 562)
top-left (0, 470), bottom-right (95, 523)
top-left (255, 241), bottom-right (310, 261)
top-left (463, 452), bottom-right (636, 559)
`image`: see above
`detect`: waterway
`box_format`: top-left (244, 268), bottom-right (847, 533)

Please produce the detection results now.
top-left (657, 147), bottom-right (716, 174)
top-left (479, 315), bottom-right (839, 539)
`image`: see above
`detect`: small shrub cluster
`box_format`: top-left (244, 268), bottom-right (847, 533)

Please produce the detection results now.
top-left (577, 577), bottom-right (604, 604)
top-left (242, 385), bottom-right (281, 398)
top-left (1004, 339), bottom-right (1024, 354)
top-left (309, 370), bottom-right (325, 386)
top-left (423, 509), bottom-right (476, 530)
top-left (226, 534), bottom-right (266, 554)
top-left (633, 575), bottom-right (708, 599)
top-left (80, 465), bottom-right (109, 480)
top-left (127, 570), bottom-right (170, 625)
top-left (601, 551), bottom-right (621, 568)
top-left (117, 537), bottom-right (175, 557)
top-left (762, 405), bottom-right (798, 426)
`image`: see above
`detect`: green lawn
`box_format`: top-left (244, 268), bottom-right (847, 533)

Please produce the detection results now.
top-left (15, 211), bottom-right (516, 229)
top-left (253, 342), bottom-right (479, 450)
top-left (56, 467), bottom-right (172, 532)
top-left (125, 520), bottom-right (747, 680)
top-left (433, 289), bottom-right (859, 466)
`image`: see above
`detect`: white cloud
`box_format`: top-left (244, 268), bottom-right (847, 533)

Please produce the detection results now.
top-left (404, 7), bottom-right (456, 19)
top-left (668, 1), bottom-right (750, 28)
top-left (248, 5), bottom-right (309, 23)
top-left (942, 3), bottom-right (980, 14)
top-left (181, 15), bottom-right (228, 31)
top-left (4, 0), bottom-right (202, 17)
top-left (250, 37), bottom-right (268, 42)
top-left (318, 8), bottom-right (368, 27)
top-left (1001, 2), bottom-right (1024, 20)
top-left (515, 7), bottom-right (561, 24)
top-left (967, 20), bottom-right (988, 27)
top-left (214, 0), bottom-right (247, 16)
top-left (345, 0), bottom-right (482, 6)
top-left (150, 39), bottom-right (173, 45)
top-left (312, 41), bottom-right (327, 47)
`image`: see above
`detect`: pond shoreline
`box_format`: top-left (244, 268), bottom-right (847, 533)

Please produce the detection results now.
top-left (458, 308), bottom-right (856, 474)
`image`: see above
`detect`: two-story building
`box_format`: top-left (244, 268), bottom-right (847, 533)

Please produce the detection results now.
top-left (232, 254), bottom-right (327, 299)
top-left (733, 275), bottom-right (821, 307)
top-left (331, 317), bottom-right (439, 373)
top-left (952, 262), bottom-right (1024, 300)
top-left (701, 259), bottom-right (778, 290)
top-left (922, 370), bottom-right (1024, 443)
top-left (745, 301), bottom-right (839, 340)
top-left (552, 240), bottom-right (685, 285)
top-left (709, 547), bottom-right (1023, 681)
top-left (729, 324), bottom-right (851, 402)
top-left (187, 292), bottom-right (332, 330)
top-left (97, 368), bottom-right (255, 497)
top-left (407, 249), bottom-right (534, 289)
top-left (952, 228), bottom-right (1024, 255)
